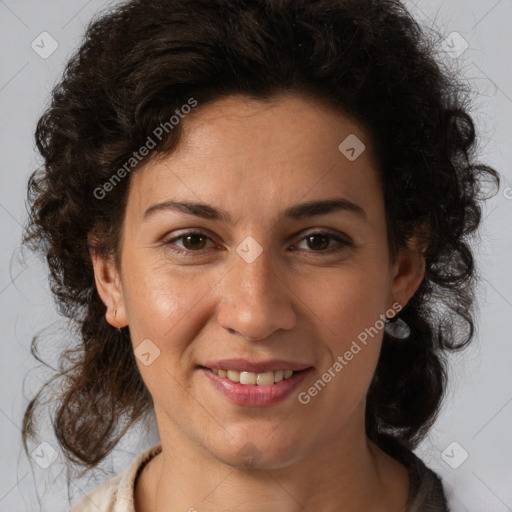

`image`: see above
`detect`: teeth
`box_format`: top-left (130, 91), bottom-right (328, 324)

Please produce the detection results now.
top-left (227, 370), bottom-right (240, 382)
top-left (240, 371), bottom-right (257, 385)
top-left (256, 371), bottom-right (274, 386)
top-left (210, 368), bottom-right (297, 385)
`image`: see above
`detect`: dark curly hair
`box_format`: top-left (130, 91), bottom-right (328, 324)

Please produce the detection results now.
top-left (22, 0), bottom-right (500, 475)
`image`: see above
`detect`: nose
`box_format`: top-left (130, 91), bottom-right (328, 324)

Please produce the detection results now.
top-left (216, 245), bottom-right (297, 341)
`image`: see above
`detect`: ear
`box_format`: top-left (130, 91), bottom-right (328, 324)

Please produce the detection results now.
top-left (387, 224), bottom-right (429, 312)
top-left (88, 235), bottom-right (128, 328)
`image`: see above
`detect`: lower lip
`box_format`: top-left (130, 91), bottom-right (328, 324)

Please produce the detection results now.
top-left (201, 367), bottom-right (312, 406)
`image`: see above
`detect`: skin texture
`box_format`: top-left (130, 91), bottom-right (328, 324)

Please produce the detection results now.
top-left (91, 93), bottom-right (426, 511)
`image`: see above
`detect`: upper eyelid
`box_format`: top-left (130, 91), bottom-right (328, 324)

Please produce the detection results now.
top-left (165, 230), bottom-right (217, 245)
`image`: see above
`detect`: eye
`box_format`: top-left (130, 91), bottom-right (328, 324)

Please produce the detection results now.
top-left (294, 231), bottom-right (352, 254)
top-left (164, 231), bottom-right (217, 256)
top-left (163, 230), bottom-right (353, 258)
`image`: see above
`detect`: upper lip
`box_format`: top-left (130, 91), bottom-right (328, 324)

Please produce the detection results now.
top-left (201, 358), bottom-right (312, 373)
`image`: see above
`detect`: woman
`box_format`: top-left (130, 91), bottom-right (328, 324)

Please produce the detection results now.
top-left (22, 0), bottom-right (500, 510)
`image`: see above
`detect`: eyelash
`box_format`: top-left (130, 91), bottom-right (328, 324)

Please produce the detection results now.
top-left (163, 230), bottom-right (353, 257)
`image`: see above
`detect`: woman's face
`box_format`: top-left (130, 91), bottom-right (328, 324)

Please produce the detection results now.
top-left (93, 93), bottom-right (424, 469)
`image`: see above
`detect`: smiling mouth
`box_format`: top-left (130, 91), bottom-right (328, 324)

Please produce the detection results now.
top-left (207, 368), bottom-right (299, 386)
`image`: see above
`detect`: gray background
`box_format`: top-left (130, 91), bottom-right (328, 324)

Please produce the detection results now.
top-left (0, 0), bottom-right (511, 510)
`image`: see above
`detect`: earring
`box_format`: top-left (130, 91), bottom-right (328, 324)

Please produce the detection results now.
top-left (384, 315), bottom-right (410, 339)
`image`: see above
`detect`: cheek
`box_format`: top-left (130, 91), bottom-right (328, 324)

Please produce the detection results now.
top-left (296, 263), bottom-right (389, 341)
top-left (122, 265), bottom-right (218, 397)
top-left (121, 252), bottom-right (214, 351)
top-left (300, 324), bottom-right (383, 428)
top-left (295, 266), bottom-right (387, 405)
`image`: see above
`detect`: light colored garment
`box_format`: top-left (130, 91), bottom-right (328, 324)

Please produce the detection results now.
top-left (70, 443), bottom-right (163, 512)
top-left (70, 440), bottom-right (453, 511)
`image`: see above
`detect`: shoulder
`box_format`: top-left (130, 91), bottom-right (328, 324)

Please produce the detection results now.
top-left (376, 435), bottom-right (451, 511)
top-left (70, 443), bottom-right (163, 512)
top-left (409, 457), bottom-right (450, 510)
top-left (70, 472), bottom-right (122, 512)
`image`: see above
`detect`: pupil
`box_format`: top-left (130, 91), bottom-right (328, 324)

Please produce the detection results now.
top-left (308, 234), bottom-right (329, 250)
top-left (184, 234), bottom-right (206, 250)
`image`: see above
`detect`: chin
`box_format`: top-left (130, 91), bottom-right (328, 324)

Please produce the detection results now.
top-left (206, 434), bottom-right (308, 470)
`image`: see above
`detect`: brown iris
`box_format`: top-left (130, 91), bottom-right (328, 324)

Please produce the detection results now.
top-left (182, 234), bottom-right (208, 250)
top-left (306, 234), bottom-right (330, 251)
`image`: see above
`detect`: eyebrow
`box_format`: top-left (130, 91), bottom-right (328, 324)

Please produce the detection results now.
top-left (143, 197), bottom-right (367, 223)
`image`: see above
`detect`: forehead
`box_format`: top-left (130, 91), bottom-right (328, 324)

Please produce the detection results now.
top-left (127, 93), bottom-right (384, 225)
top-left (178, 93), bottom-right (377, 167)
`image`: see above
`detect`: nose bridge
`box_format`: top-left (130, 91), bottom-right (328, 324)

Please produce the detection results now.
top-left (236, 244), bottom-right (276, 296)
top-left (217, 241), bottom-right (296, 340)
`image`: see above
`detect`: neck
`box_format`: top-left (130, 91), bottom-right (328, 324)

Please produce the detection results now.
top-left (135, 402), bottom-right (409, 512)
